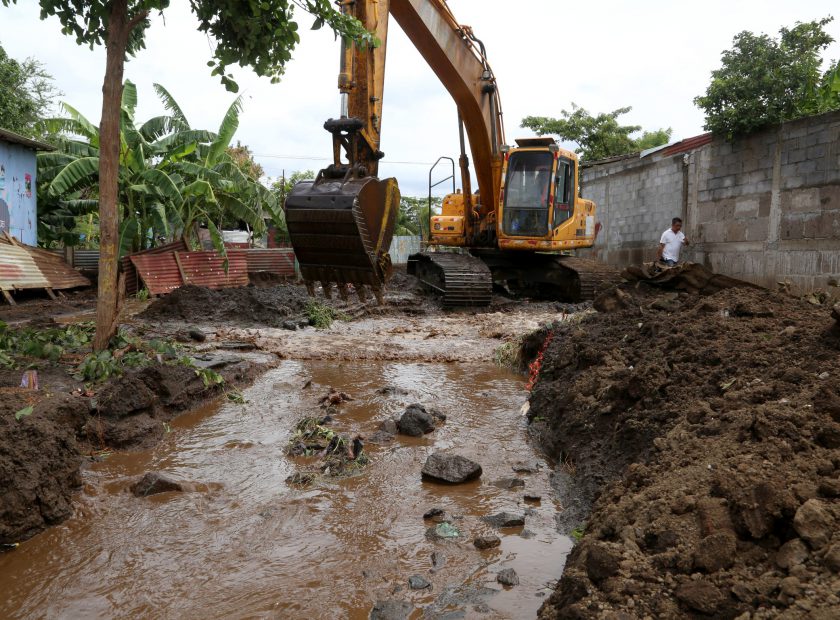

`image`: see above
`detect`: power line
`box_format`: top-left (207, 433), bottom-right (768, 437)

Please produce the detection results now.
top-left (252, 152), bottom-right (437, 166)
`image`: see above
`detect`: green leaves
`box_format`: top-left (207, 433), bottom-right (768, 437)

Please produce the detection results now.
top-left (48, 156), bottom-right (100, 196)
top-left (15, 406), bottom-right (34, 421)
top-left (521, 105), bottom-right (671, 161)
top-left (695, 16), bottom-right (838, 139)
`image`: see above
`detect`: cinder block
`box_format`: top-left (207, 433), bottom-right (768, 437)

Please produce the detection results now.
top-left (785, 188), bottom-right (821, 213)
top-left (745, 218), bottom-right (768, 242)
top-left (734, 197), bottom-right (760, 217)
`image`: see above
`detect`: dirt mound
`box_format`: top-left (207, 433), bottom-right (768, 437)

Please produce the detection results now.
top-left (0, 390), bottom-right (86, 544)
top-left (140, 284), bottom-right (316, 326)
top-left (528, 286), bottom-right (840, 618)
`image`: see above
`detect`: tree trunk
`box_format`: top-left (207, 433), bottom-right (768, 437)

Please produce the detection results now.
top-left (93, 0), bottom-right (131, 351)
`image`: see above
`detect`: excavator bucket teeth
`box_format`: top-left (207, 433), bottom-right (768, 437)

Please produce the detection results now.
top-left (285, 174), bottom-right (400, 294)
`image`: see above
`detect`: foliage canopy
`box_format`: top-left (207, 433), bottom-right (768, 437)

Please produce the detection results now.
top-left (521, 104), bottom-right (672, 161)
top-left (0, 43), bottom-right (60, 136)
top-left (694, 17), bottom-right (840, 139)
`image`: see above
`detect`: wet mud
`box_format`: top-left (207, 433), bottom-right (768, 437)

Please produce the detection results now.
top-left (529, 285), bottom-right (840, 618)
top-left (0, 360), bottom-right (570, 619)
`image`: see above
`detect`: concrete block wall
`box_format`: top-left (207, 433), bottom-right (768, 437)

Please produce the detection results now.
top-left (580, 109), bottom-right (840, 293)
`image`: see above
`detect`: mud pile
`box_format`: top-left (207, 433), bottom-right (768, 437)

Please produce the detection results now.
top-left (0, 390), bottom-right (85, 543)
top-left (139, 284), bottom-right (318, 326)
top-left (528, 286), bottom-right (840, 618)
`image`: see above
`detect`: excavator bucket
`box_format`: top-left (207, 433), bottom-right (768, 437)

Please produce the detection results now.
top-left (285, 168), bottom-right (400, 302)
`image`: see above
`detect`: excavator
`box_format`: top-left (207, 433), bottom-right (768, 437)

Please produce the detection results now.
top-left (285, 0), bottom-right (620, 306)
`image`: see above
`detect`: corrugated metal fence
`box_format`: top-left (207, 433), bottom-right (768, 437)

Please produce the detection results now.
top-left (389, 236), bottom-right (421, 265)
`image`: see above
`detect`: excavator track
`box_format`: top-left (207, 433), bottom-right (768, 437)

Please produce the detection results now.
top-left (551, 255), bottom-right (623, 301)
top-left (470, 250), bottom-right (622, 303)
top-left (407, 252), bottom-right (492, 307)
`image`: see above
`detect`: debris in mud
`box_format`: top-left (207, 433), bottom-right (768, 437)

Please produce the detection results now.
top-left (130, 472), bottom-right (184, 497)
top-left (421, 452), bottom-right (482, 484)
top-left (482, 512), bottom-right (526, 528)
top-left (423, 507), bottom-right (447, 521)
top-left (426, 522), bottom-right (461, 540)
top-left (528, 285), bottom-right (840, 619)
top-left (496, 568), bottom-right (520, 587)
top-left (286, 418), bottom-right (368, 480)
top-left (318, 387), bottom-right (353, 407)
top-left (524, 493), bottom-right (542, 503)
top-left (473, 535), bottom-right (501, 550)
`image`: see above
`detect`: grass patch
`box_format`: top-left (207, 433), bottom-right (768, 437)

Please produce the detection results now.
top-left (304, 300), bottom-right (349, 329)
top-left (493, 338), bottom-right (522, 369)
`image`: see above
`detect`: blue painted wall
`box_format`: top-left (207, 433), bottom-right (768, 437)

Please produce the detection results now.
top-left (0, 140), bottom-right (37, 246)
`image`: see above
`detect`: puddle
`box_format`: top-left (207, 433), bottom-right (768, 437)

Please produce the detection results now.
top-left (0, 360), bottom-right (570, 619)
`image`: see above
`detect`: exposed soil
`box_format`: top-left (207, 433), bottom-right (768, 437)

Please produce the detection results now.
top-left (139, 283), bottom-right (321, 327)
top-left (0, 288), bottom-right (97, 324)
top-left (528, 284), bottom-right (840, 618)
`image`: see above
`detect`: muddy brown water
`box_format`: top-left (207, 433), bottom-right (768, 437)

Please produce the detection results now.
top-left (0, 360), bottom-right (570, 619)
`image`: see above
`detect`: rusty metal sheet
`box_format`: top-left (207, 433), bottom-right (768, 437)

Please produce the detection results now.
top-left (661, 133), bottom-right (713, 157)
top-left (122, 240), bottom-right (188, 295)
top-left (243, 248), bottom-right (296, 277)
top-left (130, 253), bottom-right (183, 296)
top-left (177, 251), bottom-right (248, 289)
top-left (27, 246), bottom-right (90, 290)
top-left (0, 243), bottom-right (49, 290)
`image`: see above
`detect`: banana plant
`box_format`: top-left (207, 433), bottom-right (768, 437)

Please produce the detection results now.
top-left (37, 81), bottom-right (280, 256)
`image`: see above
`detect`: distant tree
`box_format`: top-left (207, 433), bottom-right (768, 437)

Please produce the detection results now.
top-left (521, 104), bottom-right (672, 161)
top-left (269, 169), bottom-right (316, 243)
top-left (227, 141), bottom-right (264, 182)
top-left (695, 17), bottom-right (840, 139)
top-left (0, 43), bottom-right (60, 136)
top-left (1, 0), bottom-right (376, 351)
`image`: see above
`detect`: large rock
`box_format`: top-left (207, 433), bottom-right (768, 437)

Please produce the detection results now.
top-left (474, 535), bottom-right (501, 550)
top-left (497, 568), bottom-right (519, 586)
top-left (421, 453), bottom-right (482, 483)
top-left (397, 404), bottom-right (436, 437)
top-left (793, 499), bottom-right (833, 549)
top-left (130, 472), bottom-right (184, 497)
top-left (831, 302), bottom-right (840, 323)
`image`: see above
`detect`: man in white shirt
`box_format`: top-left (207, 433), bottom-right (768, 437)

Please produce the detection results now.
top-left (657, 217), bottom-right (688, 266)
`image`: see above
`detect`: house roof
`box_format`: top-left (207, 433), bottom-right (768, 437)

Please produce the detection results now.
top-left (0, 127), bottom-right (55, 151)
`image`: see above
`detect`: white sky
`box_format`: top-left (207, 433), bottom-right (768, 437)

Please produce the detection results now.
top-left (2, 1), bottom-right (839, 196)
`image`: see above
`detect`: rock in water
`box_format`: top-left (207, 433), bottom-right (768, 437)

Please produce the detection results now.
top-left (481, 512), bottom-right (525, 528)
top-left (497, 568), bottom-right (519, 586)
top-left (421, 453), bottom-right (482, 483)
top-left (369, 600), bottom-right (413, 620)
top-left (397, 404), bottom-right (436, 436)
top-left (473, 535), bottom-right (501, 550)
top-left (131, 472), bottom-right (184, 497)
top-left (408, 575), bottom-right (431, 590)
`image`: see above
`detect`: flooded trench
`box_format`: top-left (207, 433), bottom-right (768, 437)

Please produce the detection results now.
top-left (1, 325), bottom-right (571, 619)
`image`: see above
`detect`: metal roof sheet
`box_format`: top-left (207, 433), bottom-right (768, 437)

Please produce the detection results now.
top-left (177, 251), bottom-right (249, 289)
top-left (121, 239), bottom-right (189, 295)
top-left (661, 133), bottom-right (713, 157)
top-left (243, 248), bottom-right (296, 276)
top-left (0, 127), bottom-right (55, 151)
top-left (0, 235), bottom-right (90, 294)
top-left (130, 253), bottom-right (183, 296)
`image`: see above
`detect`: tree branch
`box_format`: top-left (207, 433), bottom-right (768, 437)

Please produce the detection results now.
top-left (127, 9), bottom-right (150, 32)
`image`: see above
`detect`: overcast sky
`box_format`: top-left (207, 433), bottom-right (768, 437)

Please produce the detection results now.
top-left (2, 1), bottom-right (839, 196)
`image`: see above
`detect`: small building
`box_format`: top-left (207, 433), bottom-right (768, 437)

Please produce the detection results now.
top-left (0, 127), bottom-right (54, 246)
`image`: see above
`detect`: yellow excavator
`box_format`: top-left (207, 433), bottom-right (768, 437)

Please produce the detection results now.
top-left (285, 0), bottom-right (619, 306)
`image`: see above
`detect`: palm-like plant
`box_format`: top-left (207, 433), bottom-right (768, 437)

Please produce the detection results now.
top-left (37, 81), bottom-right (281, 255)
